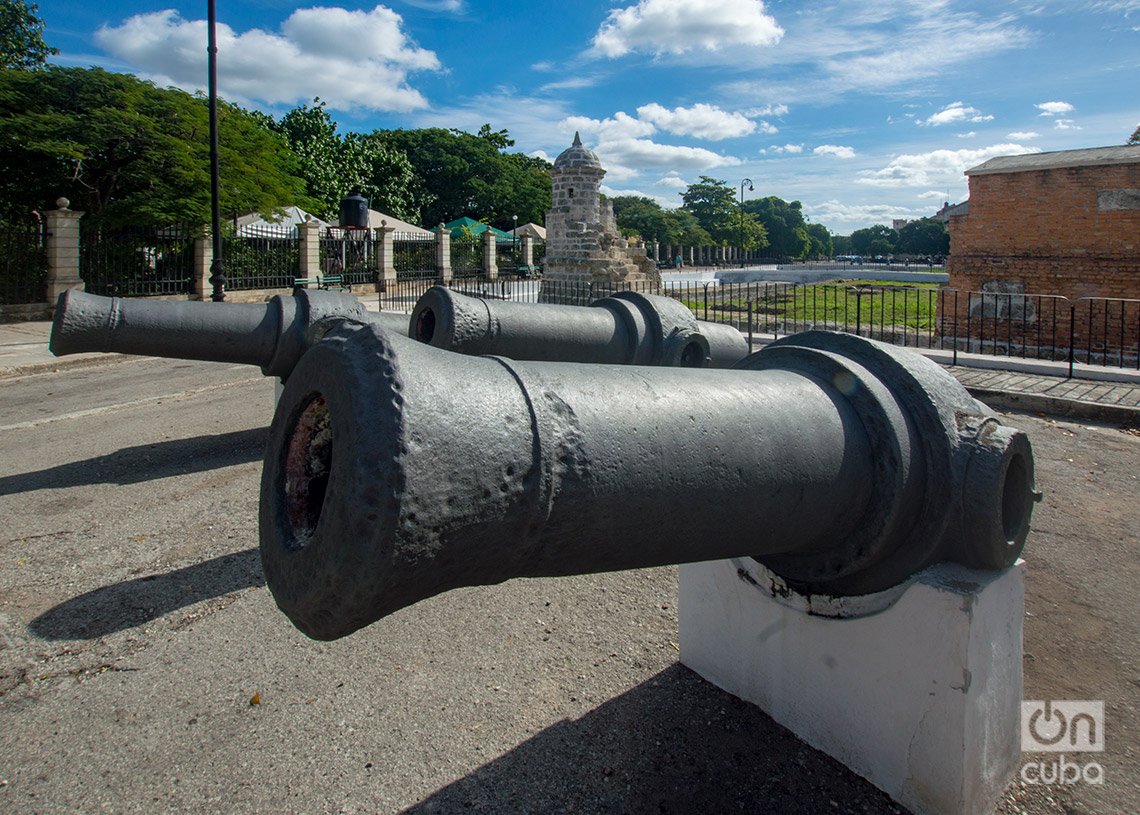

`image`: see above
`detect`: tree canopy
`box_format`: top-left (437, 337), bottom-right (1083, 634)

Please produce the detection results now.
top-left (1, 0), bottom-right (55, 70)
top-left (258, 100), bottom-right (424, 222)
top-left (1129, 124), bottom-right (1139, 145)
top-left (377, 126), bottom-right (551, 229)
top-left (895, 218), bottom-right (949, 256)
top-left (849, 224), bottom-right (898, 256)
top-left (680, 176), bottom-right (767, 250)
top-left (0, 66), bottom-right (308, 225)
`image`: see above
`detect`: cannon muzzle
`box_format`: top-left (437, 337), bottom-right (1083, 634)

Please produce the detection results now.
top-left (260, 321), bottom-right (1037, 640)
top-left (49, 289), bottom-right (410, 378)
top-left (411, 286), bottom-right (749, 367)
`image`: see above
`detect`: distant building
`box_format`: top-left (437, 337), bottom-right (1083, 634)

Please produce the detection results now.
top-left (947, 145), bottom-right (1139, 299)
top-left (541, 132), bottom-right (659, 297)
top-left (944, 144), bottom-right (1140, 357)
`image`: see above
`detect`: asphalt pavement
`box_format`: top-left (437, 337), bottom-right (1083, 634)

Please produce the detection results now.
top-left (0, 298), bottom-right (1137, 814)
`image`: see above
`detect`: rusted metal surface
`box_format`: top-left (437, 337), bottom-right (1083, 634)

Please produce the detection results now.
top-left (260, 321), bottom-right (1038, 640)
top-left (49, 289), bottom-right (409, 378)
top-left (411, 286), bottom-right (749, 367)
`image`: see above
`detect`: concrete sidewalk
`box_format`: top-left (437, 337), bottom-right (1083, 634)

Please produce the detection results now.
top-left (3, 308), bottom-right (1138, 423)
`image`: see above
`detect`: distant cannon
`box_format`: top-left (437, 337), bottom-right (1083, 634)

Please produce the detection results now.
top-left (259, 321), bottom-right (1038, 640)
top-left (49, 289), bottom-right (410, 378)
top-left (411, 286), bottom-right (749, 367)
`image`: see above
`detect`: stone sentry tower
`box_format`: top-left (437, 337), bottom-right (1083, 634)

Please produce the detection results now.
top-left (541, 132), bottom-right (660, 302)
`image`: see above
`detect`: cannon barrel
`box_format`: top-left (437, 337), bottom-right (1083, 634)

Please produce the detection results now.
top-left (411, 286), bottom-right (749, 367)
top-left (260, 321), bottom-right (1038, 640)
top-left (49, 289), bottom-right (410, 378)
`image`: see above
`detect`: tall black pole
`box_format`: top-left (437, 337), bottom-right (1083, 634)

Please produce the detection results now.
top-left (739, 178), bottom-right (753, 269)
top-left (207, 0), bottom-right (226, 302)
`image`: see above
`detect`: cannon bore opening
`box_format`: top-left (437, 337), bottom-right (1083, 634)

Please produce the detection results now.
top-left (679, 340), bottom-right (706, 367)
top-left (1001, 451), bottom-right (1030, 544)
top-left (415, 308), bottom-right (437, 343)
top-left (283, 394), bottom-right (333, 549)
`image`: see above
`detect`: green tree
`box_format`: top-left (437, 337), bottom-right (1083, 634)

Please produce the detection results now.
top-left (264, 100), bottom-right (423, 222)
top-left (377, 126), bottom-right (551, 228)
top-left (849, 224), bottom-right (897, 256)
top-left (680, 176), bottom-right (767, 249)
top-left (611, 196), bottom-right (682, 244)
top-left (1, 0), bottom-right (55, 70)
top-left (744, 196), bottom-right (810, 259)
top-left (804, 222), bottom-right (833, 259)
top-left (895, 218), bottom-right (949, 256)
top-left (1129, 124), bottom-right (1139, 145)
top-left (0, 66), bottom-right (307, 225)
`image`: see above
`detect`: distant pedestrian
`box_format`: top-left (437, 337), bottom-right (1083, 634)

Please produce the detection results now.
top-left (674, 254), bottom-right (682, 269)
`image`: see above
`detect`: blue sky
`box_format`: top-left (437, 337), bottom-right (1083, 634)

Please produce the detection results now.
top-left (34, 0), bottom-right (1140, 234)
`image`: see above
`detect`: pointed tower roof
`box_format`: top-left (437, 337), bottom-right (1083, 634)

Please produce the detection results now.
top-left (553, 131), bottom-right (603, 171)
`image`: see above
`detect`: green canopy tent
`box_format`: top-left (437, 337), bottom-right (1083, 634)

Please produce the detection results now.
top-left (434, 217), bottom-right (517, 242)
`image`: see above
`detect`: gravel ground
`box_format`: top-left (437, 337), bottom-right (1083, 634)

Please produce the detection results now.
top-left (0, 357), bottom-right (1135, 814)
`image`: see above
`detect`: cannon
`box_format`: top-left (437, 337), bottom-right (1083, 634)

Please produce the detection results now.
top-left (48, 289), bottom-right (410, 378)
top-left (411, 286), bottom-right (749, 367)
top-left (260, 320), bottom-right (1038, 640)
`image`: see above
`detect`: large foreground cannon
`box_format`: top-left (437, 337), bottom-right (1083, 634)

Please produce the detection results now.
top-left (411, 286), bottom-right (749, 367)
top-left (49, 289), bottom-right (410, 378)
top-left (260, 321), bottom-right (1038, 640)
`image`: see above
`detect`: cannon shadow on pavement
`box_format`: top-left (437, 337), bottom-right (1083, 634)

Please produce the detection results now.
top-left (29, 549), bottom-right (264, 640)
top-left (400, 663), bottom-right (904, 815)
top-left (0, 428), bottom-right (267, 496)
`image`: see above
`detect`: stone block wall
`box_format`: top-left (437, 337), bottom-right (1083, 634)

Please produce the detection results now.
top-left (943, 159), bottom-right (1140, 360)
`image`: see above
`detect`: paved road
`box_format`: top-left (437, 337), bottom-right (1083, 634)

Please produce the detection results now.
top-left (0, 357), bottom-right (1135, 814)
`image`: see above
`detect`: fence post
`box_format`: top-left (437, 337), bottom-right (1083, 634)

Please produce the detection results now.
top-left (193, 224), bottom-right (212, 300)
top-left (483, 228), bottom-right (498, 281)
top-left (297, 217), bottom-right (320, 287)
top-left (521, 235), bottom-right (534, 272)
top-left (44, 197), bottom-right (85, 303)
top-left (376, 220), bottom-right (397, 290)
top-left (1068, 305), bottom-right (1075, 378)
top-left (435, 224), bottom-right (452, 284)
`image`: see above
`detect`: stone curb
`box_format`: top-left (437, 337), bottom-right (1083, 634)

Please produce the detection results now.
top-left (966, 387), bottom-right (1140, 425)
top-left (0, 353), bottom-right (138, 381)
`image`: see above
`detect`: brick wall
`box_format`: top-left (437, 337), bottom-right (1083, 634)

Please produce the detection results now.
top-left (942, 159), bottom-right (1140, 361)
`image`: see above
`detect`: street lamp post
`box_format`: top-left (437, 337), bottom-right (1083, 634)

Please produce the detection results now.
top-left (206, 0), bottom-right (226, 302)
top-left (739, 178), bottom-right (754, 269)
top-left (512, 214), bottom-right (518, 271)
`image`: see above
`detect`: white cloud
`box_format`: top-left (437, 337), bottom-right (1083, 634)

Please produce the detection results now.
top-left (94, 7), bottom-right (439, 112)
top-left (766, 143), bottom-right (804, 154)
top-left (656, 172), bottom-right (688, 188)
top-left (401, 0), bottom-right (464, 10)
top-left (538, 76), bottom-right (599, 92)
top-left (918, 101), bottom-right (993, 126)
top-left (563, 112), bottom-right (656, 142)
top-left (636, 102), bottom-right (756, 140)
top-left (590, 0), bottom-right (784, 58)
top-left (957, 131), bottom-right (977, 139)
top-left (814, 144), bottom-right (856, 159)
top-left (1007, 131), bottom-right (1040, 139)
top-left (1036, 100), bottom-right (1074, 116)
top-left (744, 103), bottom-right (789, 117)
top-left (596, 138), bottom-right (743, 179)
top-left (757, 121), bottom-right (779, 134)
top-left (804, 200), bottom-right (925, 233)
top-left (857, 143), bottom-right (1039, 188)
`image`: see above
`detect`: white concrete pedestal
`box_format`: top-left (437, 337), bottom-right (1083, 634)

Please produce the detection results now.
top-left (679, 558), bottom-right (1025, 815)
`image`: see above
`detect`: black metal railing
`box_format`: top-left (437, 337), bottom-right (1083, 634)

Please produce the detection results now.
top-left (222, 224), bottom-right (299, 291)
top-left (376, 276), bottom-right (1140, 371)
top-left (0, 217), bottom-right (47, 305)
top-left (80, 222), bottom-right (197, 297)
top-left (394, 235), bottom-right (436, 280)
top-left (450, 237), bottom-right (482, 278)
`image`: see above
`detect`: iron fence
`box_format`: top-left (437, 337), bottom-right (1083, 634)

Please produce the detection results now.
top-left (0, 217), bottom-right (47, 305)
top-left (450, 236), bottom-right (482, 278)
top-left (394, 235), bottom-right (436, 280)
top-left (377, 276), bottom-right (1140, 371)
top-left (222, 224), bottom-right (299, 291)
top-left (319, 228), bottom-right (377, 286)
top-left (80, 223), bottom-right (197, 297)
